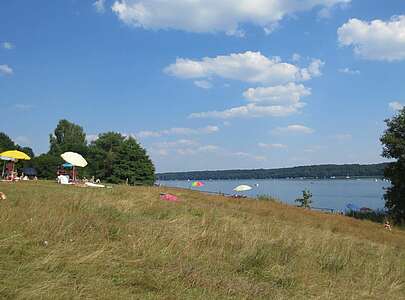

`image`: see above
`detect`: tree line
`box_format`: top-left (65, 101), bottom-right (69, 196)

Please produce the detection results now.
top-left (157, 163), bottom-right (388, 181)
top-left (0, 119), bottom-right (155, 185)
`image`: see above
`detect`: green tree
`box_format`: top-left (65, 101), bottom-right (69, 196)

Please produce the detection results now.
top-left (87, 132), bottom-right (126, 181)
top-left (49, 119), bottom-right (87, 156)
top-left (31, 154), bottom-right (62, 179)
top-left (0, 132), bottom-right (16, 152)
top-left (380, 108), bottom-right (405, 223)
top-left (295, 189), bottom-right (312, 208)
top-left (111, 137), bottom-right (155, 185)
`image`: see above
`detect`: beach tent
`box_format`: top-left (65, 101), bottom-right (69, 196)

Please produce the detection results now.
top-left (192, 181), bottom-right (204, 187)
top-left (60, 152), bottom-right (87, 182)
top-left (21, 167), bottom-right (37, 177)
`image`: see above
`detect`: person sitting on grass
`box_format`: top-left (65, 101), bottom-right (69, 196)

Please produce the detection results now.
top-left (384, 220), bottom-right (392, 231)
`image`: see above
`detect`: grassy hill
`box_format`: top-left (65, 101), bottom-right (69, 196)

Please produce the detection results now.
top-left (0, 181), bottom-right (404, 299)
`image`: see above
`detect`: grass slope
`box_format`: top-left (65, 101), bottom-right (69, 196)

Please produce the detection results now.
top-left (0, 181), bottom-right (404, 299)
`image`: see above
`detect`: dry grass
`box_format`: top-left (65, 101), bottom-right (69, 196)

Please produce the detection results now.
top-left (0, 181), bottom-right (404, 299)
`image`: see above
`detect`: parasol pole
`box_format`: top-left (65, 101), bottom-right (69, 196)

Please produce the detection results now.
top-left (12, 160), bottom-right (15, 180)
top-left (1, 161), bottom-right (5, 178)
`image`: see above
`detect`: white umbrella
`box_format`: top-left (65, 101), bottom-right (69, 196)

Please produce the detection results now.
top-left (233, 185), bottom-right (252, 192)
top-left (61, 152), bottom-right (88, 167)
top-left (60, 152), bottom-right (88, 182)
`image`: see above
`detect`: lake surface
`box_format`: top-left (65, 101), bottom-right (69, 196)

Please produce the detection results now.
top-left (158, 178), bottom-right (390, 211)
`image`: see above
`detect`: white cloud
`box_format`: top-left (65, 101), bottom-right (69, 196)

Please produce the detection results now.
top-left (258, 143), bottom-right (287, 149)
top-left (271, 124), bottom-right (314, 135)
top-left (0, 64), bottom-right (13, 75)
top-left (150, 139), bottom-right (219, 156)
top-left (93, 0), bottom-right (106, 14)
top-left (112, 0), bottom-right (350, 36)
top-left (389, 101), bottom-right (404, 111)
top-left (338, 16), bottom-right (405, 61)
top-left (14, 136), bottom-right (30, 146)
top-left (177, 145), bottom-right (219, 156)
top-left (291, 53), bottom-right (301, 62)
top-left (243, 83), bottom-right (311, 105)
top-left (165, 51), bottom-right (324, 85)
top-left (2, 42), bottom-right (14, 50)
top-left (138, 125), bottom-right (219, 138)
top-left (189, 102), bottom-right (305, 119)
top-left (194, 80), bottom-right (213, 89)
top-left (190, 82), bottom-right (310, 119)
top-left (233, 151), bottom-right (267, 161)
top-left (86, 134), bottom-right (99, 143)
top-left (338, 67), bottom-right (360, 75)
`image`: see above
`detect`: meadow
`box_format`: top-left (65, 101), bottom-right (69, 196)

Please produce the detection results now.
top-left (0, 181), bottom-right (404, 299)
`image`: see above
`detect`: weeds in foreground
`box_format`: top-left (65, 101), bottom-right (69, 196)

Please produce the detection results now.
top-left (0, 181), bottom-right (404, 299)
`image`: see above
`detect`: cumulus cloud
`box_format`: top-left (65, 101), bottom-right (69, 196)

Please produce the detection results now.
top-left (2, 42), bottom-right (14, 50)
top-left (190, 82), bottom-right (310, 119)
top-left (138, 125), bottom-right (219, 138)
top-left (150, 139), bottom-right (219, 156)
top-left (93, 0), bottom-right (106, 14)
top-left (291, 53), bottom-right (301, 62)
top-left (389, 101), bottom-right (404, 111)
top-left (271, 124), bottom-right (314, 135)
top-left (194, 80), bottom-right (213, 89)
top-left (165, 51), bottom-right (324, 85)
top-left (0, 64), bottom-right (13, 75)
top-left (189, 102), bottom-right (305, 119)
top-left (338, 16), bottom-right (405, 61)
top-left (243, 83), bottom-right (311, 105)
top-left (112, 0), bottom-right (350, 35)
top-left (338, 67), bottom-right (360, 75)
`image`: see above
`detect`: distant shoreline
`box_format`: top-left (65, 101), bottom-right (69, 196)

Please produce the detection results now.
top-left (157, 163), bottom-right (388, 181)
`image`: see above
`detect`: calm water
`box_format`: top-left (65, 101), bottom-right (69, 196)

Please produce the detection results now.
top-left (158, 179), bottom-right (390, 211)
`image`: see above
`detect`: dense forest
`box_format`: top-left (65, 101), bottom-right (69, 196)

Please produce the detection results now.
top-left (157, 163), bottom-right (389, 180)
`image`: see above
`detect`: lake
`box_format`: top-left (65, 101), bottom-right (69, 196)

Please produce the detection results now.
top-left (158, 178), bottom-right (390, 211)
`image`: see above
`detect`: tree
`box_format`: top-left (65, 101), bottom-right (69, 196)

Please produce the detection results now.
top-left (87, 132), bottom-right (126, 181)
top-left (380, 108), bottom-right (405, 223)
top-left (111, 137), bottom-right (155, 185)
top-left (295, 189), bottom-right (312, 208)
top-left (0, 132), bottom-right (16, 152)
top-left (31, 154), bottom-right (62, 179)
top-left (49, 119), bottom-right (87, 156)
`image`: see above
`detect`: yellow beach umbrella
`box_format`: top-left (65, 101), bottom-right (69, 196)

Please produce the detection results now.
top-left (0, 150), bottom-right (30, 179)
top-left (0, 150), bottom-right (31, 160)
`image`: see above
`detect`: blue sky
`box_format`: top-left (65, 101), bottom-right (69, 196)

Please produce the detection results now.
top-left (1, 0), bottom-right (405, 172)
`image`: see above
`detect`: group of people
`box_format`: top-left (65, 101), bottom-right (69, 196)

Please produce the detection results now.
top-left (57, 174), bottom-right (101, 185)
top-left (3, 172), bottom-right (37, 181)
top-left (2, 162), bottom-right (38, 182)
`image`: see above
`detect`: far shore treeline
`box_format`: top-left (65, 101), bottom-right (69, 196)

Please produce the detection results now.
top-left (157, 163), bottom-right (388, 181)
top-left (0, 119), bottom-right (155, 185)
